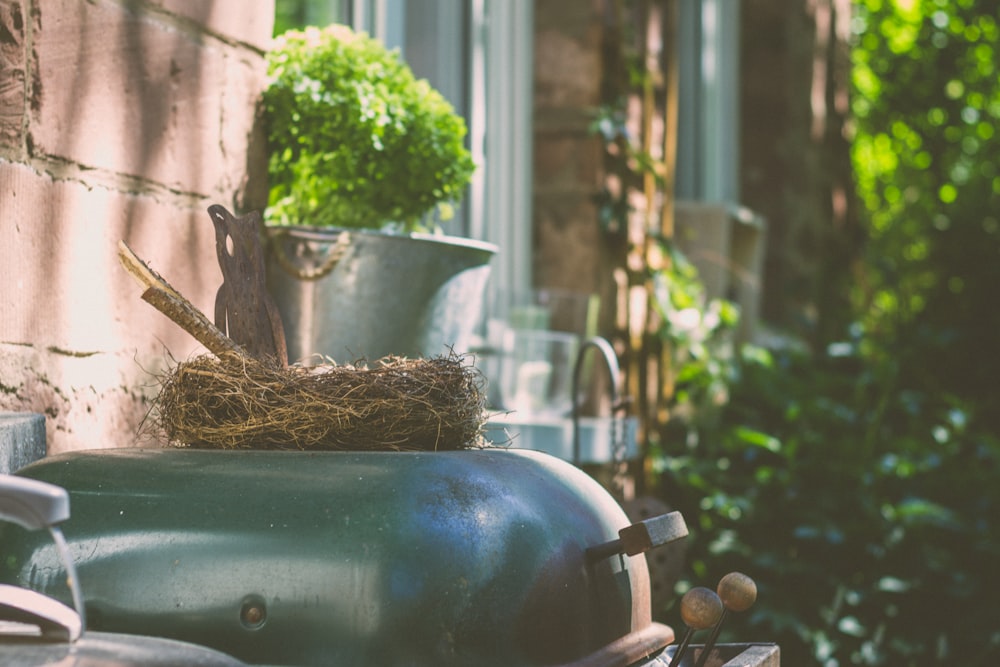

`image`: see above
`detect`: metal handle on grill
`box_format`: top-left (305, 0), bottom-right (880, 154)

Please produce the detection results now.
top-left (0, 584), bottom-right (82, 641)
top-left (0, 475), bottom-right (69, 530)
top-left (0, 474), bottom-right (86, 638)
top-left (586, 510), bottom-right (688, 562)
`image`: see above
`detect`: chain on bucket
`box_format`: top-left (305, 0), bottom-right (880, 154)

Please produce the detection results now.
top-left (269, 228), bottom-right (353, 281)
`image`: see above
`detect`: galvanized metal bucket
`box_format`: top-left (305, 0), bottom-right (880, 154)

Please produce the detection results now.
top-left (265, 226), bottom-right (497, 363)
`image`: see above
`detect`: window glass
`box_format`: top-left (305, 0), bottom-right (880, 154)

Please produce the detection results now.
top-left (274, 0), bottom-right (347, 36)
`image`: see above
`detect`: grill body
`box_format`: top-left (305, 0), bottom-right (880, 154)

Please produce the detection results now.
top-left (3, 448), bottom-right (672, 666)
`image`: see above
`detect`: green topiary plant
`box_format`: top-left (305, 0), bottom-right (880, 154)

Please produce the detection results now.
top-left (262, 25), bottom-right (476, 232)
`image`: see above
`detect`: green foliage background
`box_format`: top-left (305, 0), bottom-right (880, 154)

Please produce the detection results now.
top-left (851, 0), bottom-right (1000, 427)
top-left (652, 1), bottom-right (1000, 664)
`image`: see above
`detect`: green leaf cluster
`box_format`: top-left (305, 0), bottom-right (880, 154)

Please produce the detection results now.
top-left (648, 4), bottom-right (1000, 663)
top-left (262, 25), bottom-right (475, 231)
top-left (655, 338), bottom-right (1000, 665)
top-left (649, 237), bottom-right (741, 423)
top-left (850, 0), bottom-right (1000, 424)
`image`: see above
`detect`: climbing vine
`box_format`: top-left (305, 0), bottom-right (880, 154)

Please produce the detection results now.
top-left (593, 0), bottom-right (740, 483)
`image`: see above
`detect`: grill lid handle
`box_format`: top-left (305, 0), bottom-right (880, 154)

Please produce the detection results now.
top-left (0, 584), bottom-right (82, 642)
top-left (0, 474), bottom-right (87, 636)
top-left (586, 511), bottom-right (688, 562)
top-left (0, 475), bottom-right (69, 531)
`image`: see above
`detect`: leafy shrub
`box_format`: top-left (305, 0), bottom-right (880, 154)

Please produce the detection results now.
top-left (648, 4), bottom-right (1000, 663)
top-left (262, 25), bottom-right (476, 231)
top-left (655, 333), bottom-right (1000, 665)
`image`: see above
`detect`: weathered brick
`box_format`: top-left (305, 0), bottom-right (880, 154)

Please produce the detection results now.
top-left (534, 28), bottom-right (602, 109)
top-left (0, 160), bottom-right (229, 453)
top-left (0, 0), bottom-right (26, 149)
top-left (535, 194), bottom-right (602, 292)
top-left (0, 160), bottom-right (219, 358)
top-left (0, 343), bottom-right (167, 454)
top-left (534, 133), bottom-right (602, 192)
top-left (535, 0), bottom-right (602, 39)
top-left (147, 0), bottom-right (275, 50)
top-left (1, 0), bottom-right (272, 455)
top-left (29, 0), bottom-right (267, 198)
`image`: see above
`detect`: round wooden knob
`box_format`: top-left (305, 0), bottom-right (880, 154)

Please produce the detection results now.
top-left (717, 571), bottom-right (757, 613)
top-left (680, 586), bottom-right (724, 630)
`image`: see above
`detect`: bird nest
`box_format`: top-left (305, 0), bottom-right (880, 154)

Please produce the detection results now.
top-left (152, 352), bottom-right (488, 451)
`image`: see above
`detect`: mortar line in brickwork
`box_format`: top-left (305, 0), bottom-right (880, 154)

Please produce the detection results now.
top-left (20, 0), bottom-right (39, 160)
top-left (103, 0), bottom-right (268, 55)
top-left (25, 153), bottom-right (217, 210)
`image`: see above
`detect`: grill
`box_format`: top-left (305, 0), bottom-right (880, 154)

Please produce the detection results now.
top-left (1, 448), bottom-right (777, 666)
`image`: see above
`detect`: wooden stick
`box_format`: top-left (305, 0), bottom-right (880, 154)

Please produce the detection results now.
top-left (117, 240), bottom-right (246, 358)
top-left (659, 0), bottom-right (679, 241)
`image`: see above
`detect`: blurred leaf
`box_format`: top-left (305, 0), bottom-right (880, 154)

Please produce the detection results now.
top-left (732, 426), bottom-right (782, 452)
top-left (838, 616), bottom-right (867, 638)
top-left (877, 576), bottom-right (911, 593)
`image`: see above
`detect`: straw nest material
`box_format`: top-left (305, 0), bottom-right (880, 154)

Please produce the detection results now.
top-left (153, 352), bottom-right (488, 451)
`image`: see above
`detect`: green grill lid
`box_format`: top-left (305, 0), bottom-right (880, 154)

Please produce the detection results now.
top-left (3, 448), bottom-right (669, 666)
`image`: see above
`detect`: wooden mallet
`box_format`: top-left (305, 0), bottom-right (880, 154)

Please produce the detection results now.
top-left (667, 586), bottom-right (724, 667)
top-left (692, 571), bottom-right (758, 667)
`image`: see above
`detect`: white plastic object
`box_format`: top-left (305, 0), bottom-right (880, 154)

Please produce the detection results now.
top-left (0, 584), bottom-right (82, 641)
top-left (0, 474), bottom-right (69, 530)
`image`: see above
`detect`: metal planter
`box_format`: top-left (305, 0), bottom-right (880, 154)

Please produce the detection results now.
top-left (265, 226), bottom-right (497, 363)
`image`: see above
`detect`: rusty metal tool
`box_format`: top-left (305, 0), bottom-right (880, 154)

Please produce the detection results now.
top-left (667, 586), bottom-right (724, 667)
top-left (209, 204), bottom-right (288, 366)
top-left (692, 571), bottom-right (758, 667)
top-left (586, 511), bottom-right (688, 563)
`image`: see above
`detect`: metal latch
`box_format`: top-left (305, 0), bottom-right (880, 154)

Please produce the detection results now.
top-left (586, 510), bottom-right (688, 562)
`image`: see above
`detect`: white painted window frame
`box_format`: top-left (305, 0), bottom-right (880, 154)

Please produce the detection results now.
top-left (350, 0), bottom-right (534, 297)
top-left (676, 0), bottom-right (741, 204)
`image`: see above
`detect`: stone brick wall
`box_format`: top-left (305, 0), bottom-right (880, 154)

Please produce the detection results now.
top-left (532, 0), bottom-right (605, 295)
top-left (740, 0), bottom-right (857, 337)
top-left (0, 0), bottom-right (274, 454)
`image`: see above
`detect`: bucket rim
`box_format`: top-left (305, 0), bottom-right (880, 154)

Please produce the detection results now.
top-left (265, 224), bottom-right (499, 256)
